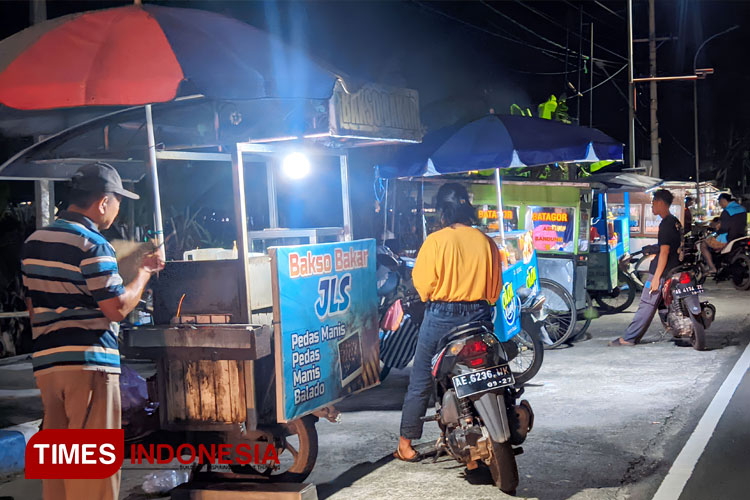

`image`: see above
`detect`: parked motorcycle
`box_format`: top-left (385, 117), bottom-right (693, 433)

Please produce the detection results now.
top-left (377, 245), bottom-right (546, 385)
top-left (657, 268), bottom-right (715, 350)
top-left (708, 233), bottom-right (750, 290)
top-left (376, 246), bottom-right (424, 381)
top-left (426, 321), bottom-right (533, 494)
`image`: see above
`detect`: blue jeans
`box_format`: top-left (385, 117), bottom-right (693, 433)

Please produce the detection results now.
top-left (399, 301), bottom-right (492, 440)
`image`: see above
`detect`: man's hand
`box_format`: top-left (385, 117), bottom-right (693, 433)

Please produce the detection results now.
top-left (649, 276), bottom-right (661, 294)
top-left (140, 248), bottom-right (165, 275)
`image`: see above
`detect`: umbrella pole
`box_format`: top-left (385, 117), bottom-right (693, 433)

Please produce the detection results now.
top-left (145, 104), bottom-right (164, 248)
top-left (494, 168), bottom-right (505, 243)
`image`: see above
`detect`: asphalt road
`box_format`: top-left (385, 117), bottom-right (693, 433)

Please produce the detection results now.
top-left (0, 281), bottom-right (748, 500)
top-left (678, 362), bottom-right (750, 500)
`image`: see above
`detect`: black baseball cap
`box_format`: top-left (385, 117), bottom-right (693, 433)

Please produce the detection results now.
top-left (70, 162), bottom-right (139, 200)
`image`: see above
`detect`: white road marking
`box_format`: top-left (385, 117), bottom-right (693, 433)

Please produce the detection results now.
top-left (652, 340), bottom-right (750, 500)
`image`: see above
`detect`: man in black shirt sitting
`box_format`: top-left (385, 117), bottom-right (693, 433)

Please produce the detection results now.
top-left (610, 189), bottom-right (682, 346)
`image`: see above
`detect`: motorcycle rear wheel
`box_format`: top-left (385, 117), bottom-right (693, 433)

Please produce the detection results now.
top-left (689, 315), bottom-right (706, 351)
top-left (730, 253), bottom-right (750, 290)
top-left (488, 439), bottom-right (519, 494)
top-left (509, 328), bottom-right (544, 385)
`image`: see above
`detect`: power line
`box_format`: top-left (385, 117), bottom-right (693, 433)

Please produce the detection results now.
top-left (480, 0), bottom-right (622, 66)
top-left (411, 1), bottom-right (589, 67)
top-left (594, 1), bottom-right (625, 20)
top-left (582, 63), bottom-right (628, 94)
top-left (512, 0), bottom-right (628, 62)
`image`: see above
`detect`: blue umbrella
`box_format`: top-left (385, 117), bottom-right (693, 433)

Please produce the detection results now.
top-left (377, 114), bottom-right (623, 178)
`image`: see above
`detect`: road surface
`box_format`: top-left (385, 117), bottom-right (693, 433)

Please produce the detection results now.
top-left (0, 281), bottom-right (748, 500)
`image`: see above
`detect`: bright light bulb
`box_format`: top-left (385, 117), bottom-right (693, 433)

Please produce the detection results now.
top-left (282, 152), bottom-right (310, 179)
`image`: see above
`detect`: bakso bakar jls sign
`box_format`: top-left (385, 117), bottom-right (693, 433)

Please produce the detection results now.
top-left (329, 81), bottom-right (422, 142)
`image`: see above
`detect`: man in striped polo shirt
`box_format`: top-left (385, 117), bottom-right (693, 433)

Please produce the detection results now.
top-left (21, 162), bottom-right (164, 500)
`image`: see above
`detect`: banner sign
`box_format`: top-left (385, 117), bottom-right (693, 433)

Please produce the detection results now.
top-left (329, 81), bottom-right (423, 142)
top-left (271, 239), bottom-right (380, 422)
top-left (528, 206), bottom-right (576, 253)
top-left (494, 231), bottom-right (540, 342)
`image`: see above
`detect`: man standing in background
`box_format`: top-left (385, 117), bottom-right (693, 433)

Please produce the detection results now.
top-left (610, 189), bottom-right (682, 346)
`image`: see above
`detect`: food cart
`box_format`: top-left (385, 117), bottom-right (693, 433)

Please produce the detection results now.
top-left (376, 114), bottom-right (624, 347)
top-left (470, 179), bottom-right (596, 339)
top-left (586, 189), bottom-right (634, 313)
top-left (0, 83), bottom-right (423, 483)
top-left (378, 174), bottom-right (542, 369)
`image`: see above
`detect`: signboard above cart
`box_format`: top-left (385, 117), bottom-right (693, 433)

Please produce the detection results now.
top-left (329, 81), bottom-right (422, 143)
top-left (0, 86), bottom-right (423, 182)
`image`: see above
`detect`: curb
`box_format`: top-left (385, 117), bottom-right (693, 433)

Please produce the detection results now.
top-left (0, 419), bottom-right (41, 477)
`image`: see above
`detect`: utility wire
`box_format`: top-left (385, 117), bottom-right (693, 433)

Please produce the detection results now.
top-left (563, 0), bottom-right (622, 32)
top-left (412, 1), bottom-right (595, 67)
top-left (512, 0), bottom-right (628, 61)
top-left (582, 63), bottom-right (628, 94)
top-left (480, 0), bottom-right (621, 66)
top-left (594, 1), bottom-right (625, 20)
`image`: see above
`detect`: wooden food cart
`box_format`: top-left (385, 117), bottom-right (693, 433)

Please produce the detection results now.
top-left (1, 83), bottom-right (423, 483)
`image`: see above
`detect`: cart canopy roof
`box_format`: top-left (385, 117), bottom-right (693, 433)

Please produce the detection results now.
top-left (586, 173), bottom-right (663, 192)
top-left (376, 114), bottom-right (623, 179)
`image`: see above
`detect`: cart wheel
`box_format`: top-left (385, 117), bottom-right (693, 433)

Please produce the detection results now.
top-left (593, 273), bottom-right (637, 314)
top-left (230, 415), bottom-right (318, 483)
top-left (538, 278), bottom-right (576, 349)
top-left (569, 292), bottom-right (594, 342)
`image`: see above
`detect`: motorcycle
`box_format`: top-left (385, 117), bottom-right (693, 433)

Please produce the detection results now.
top-left (426, 320), bottom-right (533, 494)
top-left (376, 246), bottom-right (424, 381)
top-left (657, 237), bottom-right (716, 350)
top-left (657, 269), bottom-right (715, 350)
top-left (707, 232), bottom-right (750, 290)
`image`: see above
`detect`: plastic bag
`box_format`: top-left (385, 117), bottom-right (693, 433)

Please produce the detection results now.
top-left (142, 470), bottom-right (190, 495)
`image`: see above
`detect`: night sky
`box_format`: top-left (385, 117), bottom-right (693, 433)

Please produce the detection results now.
top-left (1, 0), bottom-right (749, 190)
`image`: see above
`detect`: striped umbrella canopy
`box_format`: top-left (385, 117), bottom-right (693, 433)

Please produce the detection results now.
top-left (377, 114), bottom-right (624, 178)
top-left (0, 4), bottom-right (342, 110)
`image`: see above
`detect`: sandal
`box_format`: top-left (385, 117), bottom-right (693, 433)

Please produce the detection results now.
top-left (393, 447), bottom-right (422, 463)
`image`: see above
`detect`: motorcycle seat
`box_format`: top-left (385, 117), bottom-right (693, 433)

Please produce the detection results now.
top-left (376, 270), bottom-right (400, 297)
top-left (720, 236), bottom-right (750, 255)
top-left (438, 320), bottom-right (494, 351)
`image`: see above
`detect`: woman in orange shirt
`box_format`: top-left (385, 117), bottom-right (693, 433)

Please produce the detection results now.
top-left (395, 183), bottom-right (502, 461)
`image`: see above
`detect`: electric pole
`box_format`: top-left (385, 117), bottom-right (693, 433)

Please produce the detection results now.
top-left (627, 0), bottom-right (636, 169)
top-left (648, 0), bottom-right (660, 177)
top-left (31, 0), bottom-right (54, 229)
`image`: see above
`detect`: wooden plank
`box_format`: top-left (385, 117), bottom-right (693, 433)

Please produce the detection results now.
top-left (214, 360), bottom-right (232, 423)
top-left (157, 359), bottom-right (170, 429)
top-left (198, 360), bottom-right (217, 421)
top-left (184, 361), bottom-right (202, 420)
top-left (227, 360), bottom-right (243, 423)
top-left (167, 360), bottom-right (186, 422)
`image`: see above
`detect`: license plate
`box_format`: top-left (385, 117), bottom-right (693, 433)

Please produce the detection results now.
top-left (452, 365), bottom-right (514, 399)
top-left (673, 284), bottom-right (704, 298)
